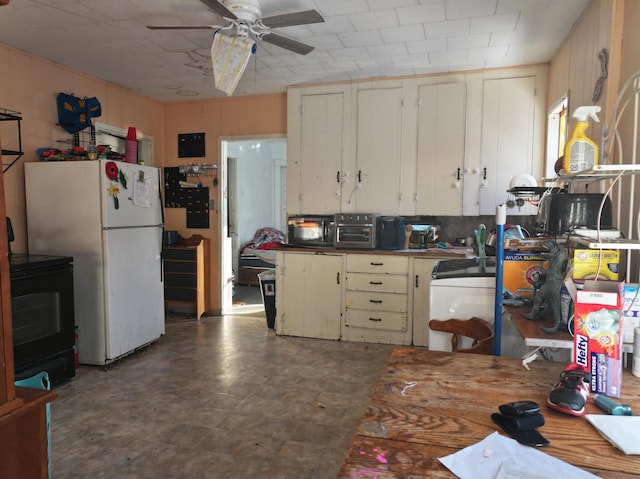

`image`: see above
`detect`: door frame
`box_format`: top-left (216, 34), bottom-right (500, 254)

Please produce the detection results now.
top-left (218, 134), bottom-right (286, 314)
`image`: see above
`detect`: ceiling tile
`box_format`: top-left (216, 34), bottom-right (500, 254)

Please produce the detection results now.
top-left (0, 0), bottom-right (590, 101)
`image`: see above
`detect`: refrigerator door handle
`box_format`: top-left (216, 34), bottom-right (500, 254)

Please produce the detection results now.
top-left (159, 229), bottom-right (164, 283)
top-left (156, 168), bottom-right (165, 283)
top-left (157, 168), bottom-right (165, 226)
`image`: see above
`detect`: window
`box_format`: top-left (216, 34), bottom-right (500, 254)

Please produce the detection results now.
top-left (545, 94), bottom-right (569, 178)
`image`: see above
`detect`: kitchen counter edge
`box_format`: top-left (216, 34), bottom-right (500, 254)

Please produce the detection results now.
top-left (276, 246), bottom-right (467, 259)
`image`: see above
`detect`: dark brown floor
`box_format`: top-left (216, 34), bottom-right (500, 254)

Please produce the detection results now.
top-left (50, 306), bottom-right (394, 478)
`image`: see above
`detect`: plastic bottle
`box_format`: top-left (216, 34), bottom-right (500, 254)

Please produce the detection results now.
top-left (563, 106), bottom-right (601, 173)
top-left (87, 124), bottom-right (98, 160)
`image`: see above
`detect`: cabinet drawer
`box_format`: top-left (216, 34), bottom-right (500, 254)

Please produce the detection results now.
top-left (346, 273), bottom-right (408, 294)
top-left (346, 254), bottom-right (408, 274)
top-left (164, 273), bottom-right (196, 288)
top-left (345, 291), bottom-right (407, 312)
top-left (164, 287), bottom-right (197, 302)
top-left (163, 248), bottom-right (197, 261)
top-left (164, 261), bottom-right (197, 274)
top-left (344, 309), bottom-right (407, 332)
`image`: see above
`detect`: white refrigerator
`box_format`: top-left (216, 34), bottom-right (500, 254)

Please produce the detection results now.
top-left (25, 159), bottom-right (165, 365)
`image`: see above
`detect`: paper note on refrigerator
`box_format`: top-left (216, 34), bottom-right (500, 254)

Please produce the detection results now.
top-left (133, 170), bottom-right (151, 207)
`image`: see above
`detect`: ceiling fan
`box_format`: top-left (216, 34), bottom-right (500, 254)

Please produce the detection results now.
top-left (147, 0), bottom-right (324, 55)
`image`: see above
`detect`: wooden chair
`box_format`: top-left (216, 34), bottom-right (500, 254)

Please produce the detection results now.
top-left (428, 317), bottom-right (494, 355)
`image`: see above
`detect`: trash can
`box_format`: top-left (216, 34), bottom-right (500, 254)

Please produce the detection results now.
top-left (258, 270), bottom-right (276, 330)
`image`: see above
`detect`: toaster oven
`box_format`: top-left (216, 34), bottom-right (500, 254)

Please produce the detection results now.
top-left (334, 213), bottom-right (378, 249)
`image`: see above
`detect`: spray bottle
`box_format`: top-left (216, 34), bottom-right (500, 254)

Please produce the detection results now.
top-left (563, 106), bottom-right (601, 173)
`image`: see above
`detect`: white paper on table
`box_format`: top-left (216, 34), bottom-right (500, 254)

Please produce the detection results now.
top-left (495, 462), bottom-right (549, 479)
top-left (439, 432), bottom-right (599, 479)
top-left (585, 414), bottom-right (640, 454)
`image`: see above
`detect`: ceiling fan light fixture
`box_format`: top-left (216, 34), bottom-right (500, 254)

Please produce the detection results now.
top-left (210, 31), bottom-right (256, 96)
top-left (223, 0), bottom-right (261, 23)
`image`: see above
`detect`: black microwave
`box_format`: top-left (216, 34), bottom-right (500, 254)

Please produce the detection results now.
top-left (287, 215), bottom-right (335, 247)
top-left (535, 193), bottom-right (613, 235)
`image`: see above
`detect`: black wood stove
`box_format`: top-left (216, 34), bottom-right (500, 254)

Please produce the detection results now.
top-left (10, 253), bottom-right (76, 387)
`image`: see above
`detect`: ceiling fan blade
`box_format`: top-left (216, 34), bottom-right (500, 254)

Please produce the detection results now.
top-left (260, 9), bottom-right (324, 29)
top-left (261, 32), bottom-right (315, 55)
top-left (147, 25), bottom-right (218, 30)
top-left (200, 0), bottom-right (238, 20)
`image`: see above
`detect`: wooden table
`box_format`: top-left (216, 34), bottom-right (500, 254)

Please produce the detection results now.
top-left (337, 348), bottom-right (640, 478)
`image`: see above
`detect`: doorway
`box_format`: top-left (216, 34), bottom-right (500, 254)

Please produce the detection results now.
top-left (219, 136), bottom-right (286, 315)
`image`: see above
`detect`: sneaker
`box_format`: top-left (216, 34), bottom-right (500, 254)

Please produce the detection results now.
top-left (547, 363), bottom-right (591, 416)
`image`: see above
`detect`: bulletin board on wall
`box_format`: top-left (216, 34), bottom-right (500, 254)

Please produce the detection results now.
top-left (178, 132), bottom-right (205, 158)
top-left (163, 166), bottom-right (210, 229)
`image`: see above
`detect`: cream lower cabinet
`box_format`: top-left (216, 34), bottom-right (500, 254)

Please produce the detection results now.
top-left (275, 251), bottom-right (343, 339)
top-left (342, 254), bottom-right (412, 345)
top-left (411, 257), bottom-right (438, 347)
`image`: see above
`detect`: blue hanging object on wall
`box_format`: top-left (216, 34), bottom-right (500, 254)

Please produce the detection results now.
top-left (56, 92), bottom-right (101, 133)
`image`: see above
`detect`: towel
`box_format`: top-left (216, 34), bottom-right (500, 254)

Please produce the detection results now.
top-left (211, 32), bottom-right (255, 95)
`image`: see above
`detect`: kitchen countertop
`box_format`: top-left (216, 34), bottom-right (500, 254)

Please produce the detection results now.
top-left (276, 245), bottom-right (469, 258)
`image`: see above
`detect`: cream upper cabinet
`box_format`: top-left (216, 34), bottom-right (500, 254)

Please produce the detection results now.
top-left (287, 85), bottom-right (352, 215)
top-left (275, 251), bottom-right (343, 339)
top-left (349, 82), bottom-right (409, 214)
top-left (287, 67), bottom-right (546, 217)
top-left (463, 67), bottom-right (547, 215)
top-left (415, 81), bottom-right (466, 215)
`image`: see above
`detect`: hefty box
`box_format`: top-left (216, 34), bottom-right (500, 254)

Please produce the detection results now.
top-left (622, 284), bottom-right (640, 344)
top-left (571, 249), bottom-right (620, 280)
top-left (502, 250), bottom-right (547, 299)
top-left (573, 280), bottom-right (624, 397)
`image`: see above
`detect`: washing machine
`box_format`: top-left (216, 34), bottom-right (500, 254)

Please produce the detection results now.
top-left (429, 258), bottom-right (528, 358)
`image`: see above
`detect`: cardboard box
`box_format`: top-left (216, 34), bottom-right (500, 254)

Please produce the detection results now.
top-left (623, 284), bottom-right (640, 344)
top-left (571, 249), bottom-right (620, 280)
top-left (573, 280), bottom-right (624, 397)
top-left (504, 237), bottom-right (550, 251)
top-left (502, 250), bottom-right (547, 299)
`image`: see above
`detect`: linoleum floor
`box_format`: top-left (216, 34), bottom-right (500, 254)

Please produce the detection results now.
top-left (50, 308), bottom-right (394, 478)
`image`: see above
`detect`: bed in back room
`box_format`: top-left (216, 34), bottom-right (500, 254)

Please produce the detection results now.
top-left (236, 227), bottom-right (283, 286)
